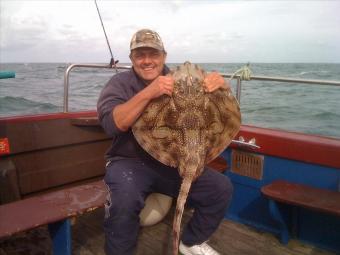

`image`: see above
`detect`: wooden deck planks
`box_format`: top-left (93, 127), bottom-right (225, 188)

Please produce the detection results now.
top-left (0, 207), bottom-right (336, 255)
top-left (72, 207), bottom-right (335, 255)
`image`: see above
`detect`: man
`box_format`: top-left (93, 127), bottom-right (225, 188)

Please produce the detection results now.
top-left (97, 28), bottom-right (233, 255)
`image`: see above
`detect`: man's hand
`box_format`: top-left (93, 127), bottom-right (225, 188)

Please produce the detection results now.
top-left (204, 72), bottom-right (230, 92)
top-left (146, 76), bottom-right (174, 99)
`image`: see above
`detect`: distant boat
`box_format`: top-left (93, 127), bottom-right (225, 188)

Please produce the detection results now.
top-left (0, 71), bottom-right (15, 79)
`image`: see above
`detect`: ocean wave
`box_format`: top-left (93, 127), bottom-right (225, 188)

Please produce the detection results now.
top-left (299, 70), bottom-right (329, 75)
top-left (0, 96), bottom-right (60, 117)
top-left (310, 111), bottom-right (340, 120)
top-left (296, 70), bottom-right (332, 79)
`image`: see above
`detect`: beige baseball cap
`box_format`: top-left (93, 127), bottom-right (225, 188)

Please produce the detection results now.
top-left (130, 29), bottom-right (165, 51)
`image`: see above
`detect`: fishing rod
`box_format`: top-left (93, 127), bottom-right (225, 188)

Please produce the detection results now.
top-left (94, 0), bottom-right (118, 70)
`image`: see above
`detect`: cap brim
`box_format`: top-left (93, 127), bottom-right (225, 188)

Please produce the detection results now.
top-left (130, 42), bottom-right (164, 51)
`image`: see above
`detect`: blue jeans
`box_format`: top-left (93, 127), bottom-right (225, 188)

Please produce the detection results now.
top-left (103, 157), bottom-right (233, 255)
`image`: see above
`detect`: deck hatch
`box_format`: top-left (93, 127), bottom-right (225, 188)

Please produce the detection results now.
top-left (231, 150), bottom-right (264, 180)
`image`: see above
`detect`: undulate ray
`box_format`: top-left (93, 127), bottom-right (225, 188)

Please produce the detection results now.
top-left (132, 61), bottom-right (241, 255)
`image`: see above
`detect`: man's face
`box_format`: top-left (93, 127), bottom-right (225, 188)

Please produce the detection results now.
top-left (130, 47), bottom-right (166, 84)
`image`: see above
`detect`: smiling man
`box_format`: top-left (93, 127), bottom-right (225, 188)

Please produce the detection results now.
top-left (97, 29), bottom-right (233, 255)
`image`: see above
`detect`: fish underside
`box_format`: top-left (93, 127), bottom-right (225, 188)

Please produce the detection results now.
top-left (132, 61), bottom-right (241, 255)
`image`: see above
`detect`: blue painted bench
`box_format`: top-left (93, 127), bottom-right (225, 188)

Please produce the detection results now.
top-left (261, 180), bottom-right (340, 244)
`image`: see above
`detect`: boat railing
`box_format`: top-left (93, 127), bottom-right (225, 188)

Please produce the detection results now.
top-left (63, 63), bottom-right (130, 113)
top-left (64, 63), bottom-right (340, 113)
top-left (221, 73), bottom-right (340, 103)
top-left (63, 63), bottom-right (340, 149)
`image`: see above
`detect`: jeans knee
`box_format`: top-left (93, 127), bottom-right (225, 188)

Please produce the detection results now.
top-left (104, 183), bottom-right (144, 221)
top-left (215, 175), bottom-right (233, 205)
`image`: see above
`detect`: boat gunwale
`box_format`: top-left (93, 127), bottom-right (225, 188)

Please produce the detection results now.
top-left (1, 111), bottom-right (339, 170)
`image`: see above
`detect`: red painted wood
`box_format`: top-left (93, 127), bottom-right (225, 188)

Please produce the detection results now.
top-left (261, 180), bottom-right (340, 217)
top-left (233, 125), bottom-right (340, 169)
top-left (1, 112), bottom-right (340, 169)
top-left (0, 111), bottom-right (97, 124)
top-left (0, 180), bottom-right (106, 238)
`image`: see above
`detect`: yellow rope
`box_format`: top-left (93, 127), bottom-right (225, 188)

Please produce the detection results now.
top-left (229, 63), bottom-right (252, 81)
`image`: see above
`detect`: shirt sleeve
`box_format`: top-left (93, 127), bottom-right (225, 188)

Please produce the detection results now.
top-left (97, 74), bottom-right (127, 137)
top-left (97, 66), bottom-right (168, 137)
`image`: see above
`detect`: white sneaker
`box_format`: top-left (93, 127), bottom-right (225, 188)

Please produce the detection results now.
top-left (179, 241), bottom-right (220, 255)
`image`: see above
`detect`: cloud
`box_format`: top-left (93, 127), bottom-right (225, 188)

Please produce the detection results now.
top-left (1, 1), bottom-right (340, 63)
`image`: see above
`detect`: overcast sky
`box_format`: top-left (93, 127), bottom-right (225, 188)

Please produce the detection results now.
top-left (1, 0), bottom-right (340, 63)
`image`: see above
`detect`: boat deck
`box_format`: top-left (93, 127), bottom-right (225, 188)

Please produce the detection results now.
top-left (0, 207), bottom-right (335, 255)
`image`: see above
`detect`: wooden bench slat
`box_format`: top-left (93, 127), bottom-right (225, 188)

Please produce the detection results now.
top-left (261, 180), bottom-right (340, 217)
top-left (0, 180), bottom-right (106, 239)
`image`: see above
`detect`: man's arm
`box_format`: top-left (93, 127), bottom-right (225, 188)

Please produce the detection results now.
top-left (113, 76), bottom-right (174, 131)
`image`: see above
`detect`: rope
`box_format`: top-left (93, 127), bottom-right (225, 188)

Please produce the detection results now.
top-left (94, 0), bottom-right (118, 71)
top-left (229, 63), bottom-right (252, 81)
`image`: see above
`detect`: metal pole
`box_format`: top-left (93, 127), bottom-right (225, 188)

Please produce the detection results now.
top-left (222, 74), bottom-right (340, 86)
top-left (236, 77), bottom-right (242, 103)
top-left (63, 64), bottom-right (130, 112)
top-left (63, 64), bottom-right (340, 113)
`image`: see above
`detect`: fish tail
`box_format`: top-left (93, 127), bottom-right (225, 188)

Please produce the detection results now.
top-left (173, 178), bottom-right (192, 255)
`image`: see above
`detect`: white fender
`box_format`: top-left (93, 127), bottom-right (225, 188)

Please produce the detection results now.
top-left (139, 193), bottom-right (173, 226)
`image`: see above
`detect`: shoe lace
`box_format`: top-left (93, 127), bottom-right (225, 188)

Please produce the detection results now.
top-left (200, 242), bottom-right (220, 255)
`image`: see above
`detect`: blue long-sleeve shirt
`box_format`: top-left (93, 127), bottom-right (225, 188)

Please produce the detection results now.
top-left (97, 66), bottom-right (170, 161)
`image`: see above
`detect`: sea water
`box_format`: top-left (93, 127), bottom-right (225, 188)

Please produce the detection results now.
top-left (0, 63), bottom-right (339, 138)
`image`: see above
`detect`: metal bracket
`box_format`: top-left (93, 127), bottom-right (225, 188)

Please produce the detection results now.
top-left (232, 136), bottom-right (260, 149)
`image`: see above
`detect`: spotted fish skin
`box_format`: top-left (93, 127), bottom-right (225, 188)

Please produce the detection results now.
top-left (132, 61), bottom-right (241, 255)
